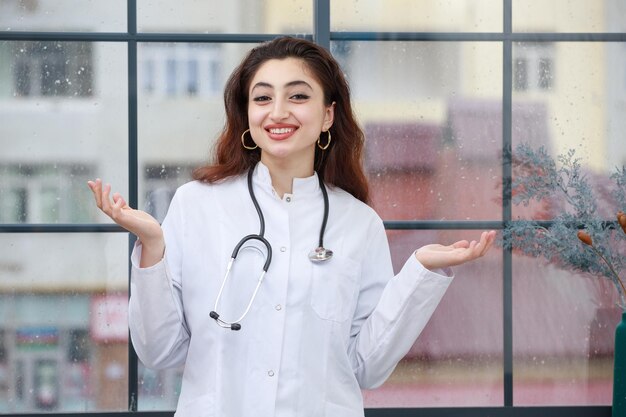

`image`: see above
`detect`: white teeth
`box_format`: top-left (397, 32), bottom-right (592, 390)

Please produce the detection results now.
top-left (269, 128), bottom-right (294, 134)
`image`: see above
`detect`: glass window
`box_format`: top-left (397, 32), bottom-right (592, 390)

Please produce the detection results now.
top-left (513, 257), bottom-right (618, 405)
top-left (513, 42), bottom-right (555, 93)
top-left (510, 42), bottom-right (625, 407)
top-left (513, 0), bottom-right (626, 33)
top-left (538, 58), bottom-right (554, 90)
top-left (11, 42), bottom-right (93, 98)
top-left (165, 59), bottom-right (176, 96)
top-left (0, 0), bottom-right (126, 32)
top-left (0, 186), bottom-right (27, 223)
top-left (142, 164), bottom-right (195, 223)
top-left (514, 58), bottom-right (528, 91)
top-left (187, 59), bottom-right (198, 96)
top-left (140, 43), bottom-right (223, 99)
top-left (137, 43), bottom-right (254, 216)
top-left (0, 233), bottom-right (128, 412)
top-left (0, 331), bottom-right (6, 364)
top-left (1, 1), bottom-right (623, 416)
top-left (332, 41), bottom-right (503, 221)
top-left (0, 164), bottom-right (93, 223)
top-left (67, 329), bottom-right (90, 363)
top-left (138, 364), bottom-right (182, 411)
top-left (512, 42), bottom-right (626, 220)
top-left (138, 0), bottom-right (312, 34)
top-left (0, 41), bottom-right (128, 224)
top-left (33, 359), bottom-right (59, 410)
top-left (364, 230), bottom-right (503, 407)
top-left (332, 0), bottom-right (502, 32)
top-left (0, 330), bottom-right (7, 404)
top-left (10, 41), bottom-right (93, 98)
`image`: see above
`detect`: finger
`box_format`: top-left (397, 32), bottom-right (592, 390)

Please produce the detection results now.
top-left (470, 231), bottom-right (487, 254)
top-left (112, 192), bottom-right (129, 209)
top-left (110, 192), bottom-right (127, 221)
top-left (474, 231), bottom-right (487, 249)
top-left (485, 230), bottom-right (496, 253)
top-left (477, 231), bottom-right (495, 256)
top-left (89, 178), bottom-right (103, 208)
top-left (481, 230), bottom-right (497, 256)
top-left (452, 240), bottom-right (470, 249)
top-left (100, 183), bottom-right (113, 215)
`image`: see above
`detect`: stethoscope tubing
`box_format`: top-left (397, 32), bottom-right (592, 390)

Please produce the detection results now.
top-left (210, 164), bottom-right (331, 330)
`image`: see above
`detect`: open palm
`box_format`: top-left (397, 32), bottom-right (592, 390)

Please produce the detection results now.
top-left (414, 231), bottom-right (496, 271)
top-left (87, 178), bottom-right (162, 242)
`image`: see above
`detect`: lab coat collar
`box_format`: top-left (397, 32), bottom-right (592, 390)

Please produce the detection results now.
top-left (253, 161), bottom-right (321, 197)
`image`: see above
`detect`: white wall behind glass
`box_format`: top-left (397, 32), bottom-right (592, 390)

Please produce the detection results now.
top-left (332, 0), bottom-right (502, 32)
top-left (513, 0), bottom-right (626, 32)
top-left (139, 0), bottom-right (312, 34)
top-left (0, 0), bottom-right (126, 32)
top-left (0, 234), bottom-right (127, 292)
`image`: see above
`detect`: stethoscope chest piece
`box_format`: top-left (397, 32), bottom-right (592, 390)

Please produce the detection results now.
top-left (308, 246), bottom-right (333, 262)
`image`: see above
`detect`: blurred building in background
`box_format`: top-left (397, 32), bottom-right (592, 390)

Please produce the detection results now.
top-left (1, 0), bottom-right (626, 413)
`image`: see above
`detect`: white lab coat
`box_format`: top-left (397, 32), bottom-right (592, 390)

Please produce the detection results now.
top-left (129, 162), bottom-right (453, 417)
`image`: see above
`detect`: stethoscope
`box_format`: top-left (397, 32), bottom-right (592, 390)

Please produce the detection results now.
top-left (210, 164), bottom-right (332, 331)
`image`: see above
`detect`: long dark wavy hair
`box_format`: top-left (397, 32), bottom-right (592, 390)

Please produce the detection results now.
top-left (192, 36), bottom-right (369, 204)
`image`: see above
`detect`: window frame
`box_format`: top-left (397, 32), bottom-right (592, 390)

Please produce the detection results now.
top-left (0, 0), bottom-right (621, 416)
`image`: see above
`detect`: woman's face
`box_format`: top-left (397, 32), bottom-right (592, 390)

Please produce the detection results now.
top-left (247, 57), bottom-right (334, 174)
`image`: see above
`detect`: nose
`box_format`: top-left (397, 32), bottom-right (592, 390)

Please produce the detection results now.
top-left (269, 98), bottom-right (289, 121)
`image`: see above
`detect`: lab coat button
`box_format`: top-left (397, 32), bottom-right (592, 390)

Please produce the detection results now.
top-left (275, 304), bottom-right (282, 311)
top-left (280, 246), bottom-right (286, 252)
top-left (285, 196), bottom-right (291, 202)
top-left (268, 370), bottom-right (275, 377)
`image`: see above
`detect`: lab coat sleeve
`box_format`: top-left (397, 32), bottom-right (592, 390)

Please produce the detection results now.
top-left (128, 190), bottom-right (190, 370)
top-left (348, 217), bottom-right (453, 389)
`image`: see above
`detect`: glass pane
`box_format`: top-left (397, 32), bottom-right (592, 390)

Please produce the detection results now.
top-left (511, 42), bottom-right (626, 220)
top-left (0, 0), bottom-right (126, 32)
top-left (138, 363), bottom-right (182, 411)
top-left (332, 0), bottom-right (502, 32)
top-left (364, 230), bottom-right (503, 407)
top-left (513, 255), bottom-right (618, 405)
top-left (510, 42), bottom-right (626, 406)
top-left (138, 0), bottom-right (312, 33)
top-left (0, 41), bottom-right (128, 224)
top-left (333, 41), bottom-right (503, 221)
top-left (0, 233), bottom-right (128, 412)
top-left (513, 0), bottom-right (626, 33)
top-left (137, 43), bottom-right (255, 220)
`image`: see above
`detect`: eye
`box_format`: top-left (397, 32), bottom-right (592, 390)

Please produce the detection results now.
top-left (252, 95), bottom-right (271, 103)
top-left (290, 93), bottom-right (310, 101)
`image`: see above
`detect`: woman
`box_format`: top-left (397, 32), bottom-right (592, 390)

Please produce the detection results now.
top-left (88, 37), bottom-right (495, 417)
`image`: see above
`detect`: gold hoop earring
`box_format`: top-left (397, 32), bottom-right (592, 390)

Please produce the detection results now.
top-left (317, 130), bottom-right (331, 150)
top-left (241, 129), bottom-right (257, 150)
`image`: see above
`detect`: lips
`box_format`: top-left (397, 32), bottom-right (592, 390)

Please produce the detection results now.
top-left (265, 124), bottom-right (298, 141)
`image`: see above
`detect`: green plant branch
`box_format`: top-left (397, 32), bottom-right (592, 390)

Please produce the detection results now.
top-left (507, 144), bottom-right (626, 311)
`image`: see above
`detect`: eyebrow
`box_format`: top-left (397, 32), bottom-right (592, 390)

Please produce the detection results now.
top-left (251, 80), bottom-right (313, 92)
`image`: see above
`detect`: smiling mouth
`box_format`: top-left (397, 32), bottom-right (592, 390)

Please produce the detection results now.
top-left (268, 127), bottom-right (296, 134)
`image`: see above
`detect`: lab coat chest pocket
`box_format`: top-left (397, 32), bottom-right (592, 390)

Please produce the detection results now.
top-left (310, 256), bottom-right (360, 322)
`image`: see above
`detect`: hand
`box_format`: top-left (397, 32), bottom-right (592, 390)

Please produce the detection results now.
top-left (87, 179), bottom-right (165, 267)
top-left (414, 230), bottom-right (496, 271)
